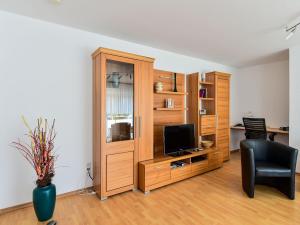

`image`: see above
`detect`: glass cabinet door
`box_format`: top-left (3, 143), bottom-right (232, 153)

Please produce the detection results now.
top-left (106, 59), bottom-right (134, 143)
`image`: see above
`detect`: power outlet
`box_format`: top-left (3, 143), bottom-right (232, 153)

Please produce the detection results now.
top-left (86, 162), bottom-right (91, 171)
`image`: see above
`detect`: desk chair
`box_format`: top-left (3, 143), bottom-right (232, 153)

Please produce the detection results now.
top-left (243, 117), bottom-right (268, 140)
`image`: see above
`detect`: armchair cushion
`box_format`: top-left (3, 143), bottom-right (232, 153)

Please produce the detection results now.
top-left (255, 161), bottom-right (291, 177)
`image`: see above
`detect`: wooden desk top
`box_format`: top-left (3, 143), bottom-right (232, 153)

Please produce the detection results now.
top-left (231, 126), bottom-right (289, 134)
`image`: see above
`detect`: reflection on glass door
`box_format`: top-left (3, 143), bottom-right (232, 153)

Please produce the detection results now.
top-left (106, 60), bottom-right (134, 143)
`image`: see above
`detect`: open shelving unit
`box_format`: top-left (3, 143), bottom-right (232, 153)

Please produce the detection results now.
top-left (153, 69), bottom-right (186, 156)
top-left (187, 72), bottom-right (216, 149)
top-left (187, 71), bottom-right (231, 162)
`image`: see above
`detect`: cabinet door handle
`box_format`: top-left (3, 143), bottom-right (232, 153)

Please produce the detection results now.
top-left (134, 116), bottom-right (138, 139)
top-left (139, 116), bottom-right (142, 138)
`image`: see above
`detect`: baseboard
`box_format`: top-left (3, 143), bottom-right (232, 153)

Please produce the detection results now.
top-left (230, 149), bottom-right (240, 153)
top-left (0, 186), bottom-right (93, 215)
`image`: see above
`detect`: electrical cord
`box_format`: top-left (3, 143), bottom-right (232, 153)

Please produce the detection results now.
top-left (87, 168), bottom-right (94, 180)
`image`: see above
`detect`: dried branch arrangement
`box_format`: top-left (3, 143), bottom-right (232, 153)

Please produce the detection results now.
top-left (12, 116), bottom-right (57, 187)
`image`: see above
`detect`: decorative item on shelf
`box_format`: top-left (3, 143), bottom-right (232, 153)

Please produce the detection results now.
top-left (201, 72), bottom-right (206, 82)
top-left (11, 116), bottom-right (57, 222)
top-left (111, 72), bottom-right (122, 88)
top-left (165, 98), bottom-right (174, 108)
top-left (201, 140), bottom-right (214, 148)
top-left (155, 81), bottom-right (163, 92)
top-left (173, 73), bottom-right (178, 92)
top-left (199, 88), bottom-right (207, 98)
top-left (200, 109), bottom-right (207, 115)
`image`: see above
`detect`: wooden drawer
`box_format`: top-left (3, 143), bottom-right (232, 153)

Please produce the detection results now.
top-left (208, 151), bottom-right (223, 167)
top-left (171, 165), bottom-right (191, 178)
top-left (191, 160), bottom-right (208, 172)
top-left (145, 163), bottom-right (170, 186)
top-left (200, 116), bottom-right (216, 135)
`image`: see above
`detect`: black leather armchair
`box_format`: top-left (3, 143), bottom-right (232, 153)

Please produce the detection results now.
top-left (240, 139), bottom-right (298, 199)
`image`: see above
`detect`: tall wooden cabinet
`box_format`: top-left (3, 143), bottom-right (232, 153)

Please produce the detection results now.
top-left (92, 48), bottom-right (154, 199)
top-left (215, 72), bottom-right (231, 161)
top-left (187, 71), bottom-right (230, 162)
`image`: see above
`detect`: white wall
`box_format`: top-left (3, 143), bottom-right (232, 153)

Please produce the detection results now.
top-left (0, 11), bottom-right (236, 209)
top-left (231, 61), bottom-right (289, 150)
top-left (289, 45), bottom-right (300, 172)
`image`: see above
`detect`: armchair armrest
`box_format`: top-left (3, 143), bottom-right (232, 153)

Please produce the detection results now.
top-left (240, 140), bottom-right (256, 197)
top-left (268, 142), bottom-right (298, 172)
top-left (240, 140), bottom-right (256, 175)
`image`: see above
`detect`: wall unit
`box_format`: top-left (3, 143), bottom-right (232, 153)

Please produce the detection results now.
top-left (187, 72), bottom-right (231, 161)
top-left (139, 70), bottom-right (224, 193)
top-left (92, 48), bottom-right (154, 199)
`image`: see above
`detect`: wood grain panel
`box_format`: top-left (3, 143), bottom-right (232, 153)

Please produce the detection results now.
top-left (216, 73), bottom-right (231, 161)
top-left (187, 73), bottom-right (200, 146)
top-left (171, 165), bottom-right (192, 179)
top-left (92, 54), bottom-right (102, 196)
top-left (191, 160), bottom-right (209, 172)
top-left (144, 164), bottom-right (171, 186)
top-left (154, 110), bottom-right (185, 125)
top-left (208, 150), bottom-right (223, 168)
top-left (138, 61), bottom-right (154, 161)
top-left (104, 140), bottom-right (135, 154)
top-left (200, 115), bottom-right (216, 135)
top-left (92, 47), bottom-right (155, 63)
top-left (106, 152), bottom-right (134, 191)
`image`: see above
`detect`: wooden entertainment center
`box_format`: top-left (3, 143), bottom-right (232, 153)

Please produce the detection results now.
top-left (92, 48), bottom-right (230, 199)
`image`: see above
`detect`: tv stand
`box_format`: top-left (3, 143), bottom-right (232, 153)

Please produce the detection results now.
top-left (138, 147), bottom-right (223, 193)
top-left (169, 151), bottom-right (192, 157)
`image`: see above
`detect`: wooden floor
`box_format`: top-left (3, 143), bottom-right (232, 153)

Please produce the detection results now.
top-left (1, 152), bottom-right (300, 225)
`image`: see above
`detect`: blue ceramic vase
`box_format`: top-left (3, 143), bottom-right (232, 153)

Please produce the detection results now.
top-left (33, 183), bottom-right (56, 222)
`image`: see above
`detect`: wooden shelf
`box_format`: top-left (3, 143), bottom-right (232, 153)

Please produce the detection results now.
top-left (154, 107), bottom-right (187, 111)
top-left (155, 91), bottom-right (187, 95)
top-left (200, 97), bottom-right (214, 101)
top-left (141, 148), bottom-right (215, 165)
top-left (200, 114), bottom-right (216, 118)
top-left (199, 81), bottom-right (214, 85)
top-left (200, 132), bottom-right (216, 136)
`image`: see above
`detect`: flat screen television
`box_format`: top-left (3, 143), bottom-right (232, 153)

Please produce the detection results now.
top-left (163, 124), bottom-right (196, 155)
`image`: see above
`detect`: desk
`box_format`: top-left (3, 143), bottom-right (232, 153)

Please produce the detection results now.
top-left (231, 126), bottom-right (288, 141)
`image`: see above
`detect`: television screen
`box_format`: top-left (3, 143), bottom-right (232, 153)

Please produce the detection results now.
top-left (163, 124), bottom-right (195, 155)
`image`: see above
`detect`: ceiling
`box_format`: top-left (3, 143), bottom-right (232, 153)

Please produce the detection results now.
top-left (1, 0), bottom-right (300, 67)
